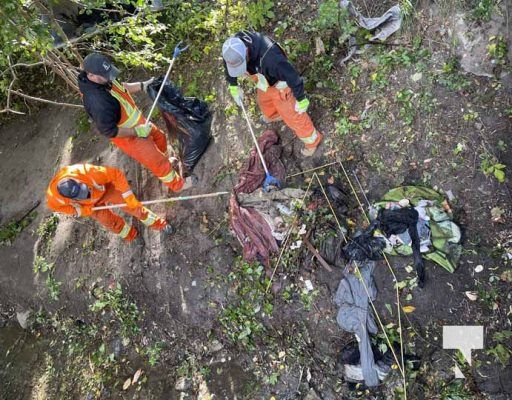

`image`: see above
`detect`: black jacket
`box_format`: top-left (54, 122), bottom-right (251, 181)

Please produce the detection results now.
top-left (224, 30), bottom-right (305, 101)
top-left (78, 71), bottom-right (121, 138)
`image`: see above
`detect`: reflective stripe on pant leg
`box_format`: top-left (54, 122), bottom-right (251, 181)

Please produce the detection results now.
top-left (274, 88), bottom-right (322, 148)
top-left (140, 210), bottom-right (157, 227)
top-left (118, 223), bottom-right (132, 239)
top-left (301, 129), bottom-right (319, 146)
top-left (140, 209), bottom-right (166, 230)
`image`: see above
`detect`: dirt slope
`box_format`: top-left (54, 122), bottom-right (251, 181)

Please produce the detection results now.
top-left (1, 1), bottom-right (512, 399)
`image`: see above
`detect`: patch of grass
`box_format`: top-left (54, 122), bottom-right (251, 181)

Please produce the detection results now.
top-left (395, 89), bottom-right (416, 125)
top-left (486, 330), bottom-right (512, 366)
top-left (0, 210), bottom-right (37, 246)
top-left (470, 0), bottom-right (499, 23)
top-left (219, 259), bottom-right (273, 349)
top-left (33, 255), bottom-right (61, 301)
top-left (436, 56), bottom-right (472, 92)
top-left (246, 0), bottom-right (275, 29)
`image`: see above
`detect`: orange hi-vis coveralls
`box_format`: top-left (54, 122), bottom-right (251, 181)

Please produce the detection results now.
top-left (224, 30), bottom-right (322, 150)
top-left (109, 81), bottom-right (184, 192)
top-left (78, 71), bottom-right (183, 192)
top-left (46, 164), bottom-right (168, 241)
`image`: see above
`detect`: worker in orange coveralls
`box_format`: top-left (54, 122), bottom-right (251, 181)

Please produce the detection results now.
top-left (46, 164), bottom-right (174, 242)
top-left (222, 30), bottom-right (323, 157)
top-left (78, 52), bottom-right (184, 192)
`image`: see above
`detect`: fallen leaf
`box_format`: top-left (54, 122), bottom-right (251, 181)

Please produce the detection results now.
top-left (410, 72), bottom-right (423, 82)
top-left (465, 291), bottom-right (478, 301)
top-left (500, 270), bottom-right (512, 282)
top-left (349, 115), bottom-right (360, 122)
top-left (123, 378), bottom-right (132, 390)
top-left (402, 306), bottom-right (416, 313)
top-left (315, 37), bottom-right (325, 55)
top-left (132, 369), bottom-right (143, 384)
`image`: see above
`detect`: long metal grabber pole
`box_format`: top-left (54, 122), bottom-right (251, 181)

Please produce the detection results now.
top-left (145, 42), bottom-right (188, 127)
top-left (92, 191), bottom-right (229, 211)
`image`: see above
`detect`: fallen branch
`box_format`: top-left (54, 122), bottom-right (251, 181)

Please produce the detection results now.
top-left (303, 236), bottom-right (333, 272)
top-left (8, 90), bottom-right (83, 109)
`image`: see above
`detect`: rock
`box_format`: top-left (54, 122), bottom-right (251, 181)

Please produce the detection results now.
top-left (304, 388), bottom-right (321, 400)
top-left (175, 376), bottom-right (191, 392)
top-left (208, 339), bottom-right (223, 353)
top-left (16, 309), bottom-right (32, 329)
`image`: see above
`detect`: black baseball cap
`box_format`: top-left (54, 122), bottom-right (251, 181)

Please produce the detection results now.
top-left (83, 53), bottom-right (120, 80)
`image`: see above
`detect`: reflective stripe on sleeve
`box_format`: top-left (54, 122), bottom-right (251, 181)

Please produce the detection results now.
top-left (118, 223), bottom-right (132, 239)
top-left (141, 211), bottom-right (158, 227)
top-left (122, 190), bottom-right (133, 199)
top-left (301, 129), bottom-right (319, 145)
top-left (159, 169), bottom-right (178, 183)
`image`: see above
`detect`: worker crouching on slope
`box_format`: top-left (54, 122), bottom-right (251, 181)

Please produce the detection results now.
top-left (46, 164), bottom-right (174, 242)
top-left (78, 53), bottom-right (184, 192)
top-left (222, 30), bottom-right (323, 157)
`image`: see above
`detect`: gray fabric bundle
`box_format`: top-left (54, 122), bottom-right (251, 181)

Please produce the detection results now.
top-left (334, 260), bottom-right (380, 387)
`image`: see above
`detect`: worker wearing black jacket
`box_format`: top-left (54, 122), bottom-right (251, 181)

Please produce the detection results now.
top-left (77, 53), bottom-right (184, 192)
top-left (222, 30), bottom-right (323, 157)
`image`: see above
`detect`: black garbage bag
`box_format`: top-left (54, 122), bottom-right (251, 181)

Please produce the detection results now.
top-left (147, 77), bottom-right (212, 172)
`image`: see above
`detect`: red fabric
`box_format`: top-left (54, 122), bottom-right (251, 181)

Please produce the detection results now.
top-left (257, 87), bottom-right (322, 149)
top-left (229, 129), bottom-right (286, 269)
top-left (229, 195), bottom-right (279, 268)
top-left (233, 129), bottom-right (285, 195)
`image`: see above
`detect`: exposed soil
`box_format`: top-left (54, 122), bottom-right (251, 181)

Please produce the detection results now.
top-left (1, 1), bottom-right (512, 399)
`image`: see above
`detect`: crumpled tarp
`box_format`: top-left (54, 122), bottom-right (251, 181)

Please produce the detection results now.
top-left (334, 260), bottom-right (380, 387)
top-left (229, 130), bottom-right (288, 268)
top-left (340, 1), bottom-right (403, 41)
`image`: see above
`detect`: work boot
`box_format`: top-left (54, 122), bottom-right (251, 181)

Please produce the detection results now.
top-left (260, 115), bottom-right (282, 124)
top-left (162, 224), bottom-right (175, 236)
top-left (181, 175), bottom-right (198, 191)
top-left (301, 146), bottom-right (319, 157)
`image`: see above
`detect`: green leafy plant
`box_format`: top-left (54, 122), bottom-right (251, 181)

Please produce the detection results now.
top-left (247, 0), bottom-right (275, 29)
top-left (395, 88), bottom-right (416, 125)
top-left (486, 330), bottom-right (512, 366)
top-left (479, 153), bottom-right (506, 183)
top-left (471, 0), bottom-right (498, 23)
top-left (90, 282), bottom-right (140, 338)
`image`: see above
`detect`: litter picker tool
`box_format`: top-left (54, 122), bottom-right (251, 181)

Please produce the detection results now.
top-left (239, 101), bottom-right (282, 192)
top-left (145, 42), bottom-right (189, 127)
top-left (92, 191), bottom-right (229, 211)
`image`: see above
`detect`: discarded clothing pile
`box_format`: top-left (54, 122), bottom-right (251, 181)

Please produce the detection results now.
top-left (334, 186), bottom-right (455, 387)
top-left (372, 186), bottom-right (462, 275)
top-left (229, 130), bottom-right (305, 269)
top-left (147, 78), bottom-right (212, 172)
